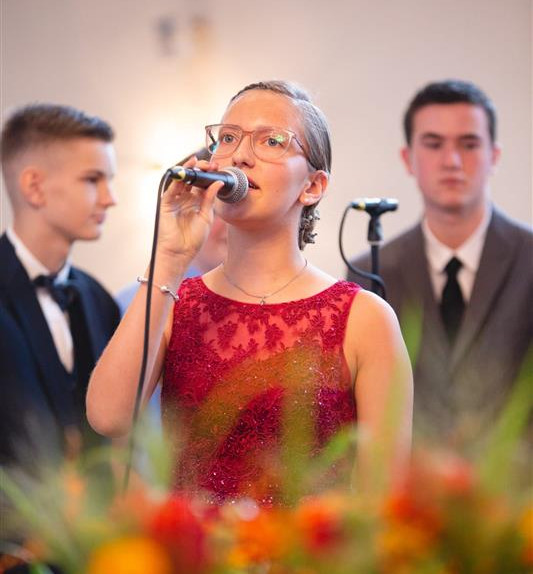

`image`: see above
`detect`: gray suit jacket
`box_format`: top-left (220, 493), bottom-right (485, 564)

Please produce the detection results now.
top-left (348, 207), bottom-right (533, 439)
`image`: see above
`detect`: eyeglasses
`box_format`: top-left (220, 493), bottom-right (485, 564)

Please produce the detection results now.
top-left (205, 124), bottom-right (317, 168)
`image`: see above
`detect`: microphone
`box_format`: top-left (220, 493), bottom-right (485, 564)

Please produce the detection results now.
top-left (167, 165), bottom-right (249, 204)
top-left (350, 197), bottom-right (399, 216)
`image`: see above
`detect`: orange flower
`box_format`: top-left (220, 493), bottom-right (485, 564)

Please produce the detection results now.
top-left (377, 521), bottom-right (438, 572)
top-left (148, 494), bottom-right (209, 573)
top-left (384, 489), bottom-right (443, 537)
top-left (111, 485), bottom-right (160, 529)
top-left (86, 535), bottom-right (173, 574)
top-left (61, 467), bottom-right (87, 523)
top-left (380, 486), bottom-right (442, 571)
top-left (228, 507), bottom-right (293, 567)
top-left (425, 451), bottom-right (476, 497)
top-left (520, 505), bottom-right (533, 566)
top-left (407, 449), bottom-right (477, 501)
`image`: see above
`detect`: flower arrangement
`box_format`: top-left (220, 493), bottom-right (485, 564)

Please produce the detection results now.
top-left (1, 358), bottom-right (531, 574)
top-left (1, 443), bottom-right (531, 574)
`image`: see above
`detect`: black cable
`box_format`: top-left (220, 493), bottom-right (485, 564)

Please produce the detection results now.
top-left (122, 170), bottom-right (173, 492)
top-left (338, 204), bottom-right (387, 300)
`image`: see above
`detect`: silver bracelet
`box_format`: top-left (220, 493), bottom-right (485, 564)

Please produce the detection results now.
top-left (136, 276), bottom-right (179, 302)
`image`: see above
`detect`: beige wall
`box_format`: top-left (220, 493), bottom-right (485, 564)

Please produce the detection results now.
top-left (1, 0), bottom-right (531, 293)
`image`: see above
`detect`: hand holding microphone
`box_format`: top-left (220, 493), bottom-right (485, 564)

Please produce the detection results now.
top-left (156, 158), bottom-right (247, 272)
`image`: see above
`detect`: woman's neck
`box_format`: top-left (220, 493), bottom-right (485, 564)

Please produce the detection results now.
top-left (213, 226), bottom-right (306, 297)
top-left (225, 227), bottom-right (303, 270)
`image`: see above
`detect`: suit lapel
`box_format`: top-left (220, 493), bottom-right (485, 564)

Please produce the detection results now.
top-left (398, 226), bottom-right (450, 365)
top-left (450, 209), bottom-right (516, 370)
top-left (69, 268), bottom-right (106, 362)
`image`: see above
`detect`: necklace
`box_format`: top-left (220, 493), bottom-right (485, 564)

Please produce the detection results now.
top-left (222, 259), bottom-right (308, 305)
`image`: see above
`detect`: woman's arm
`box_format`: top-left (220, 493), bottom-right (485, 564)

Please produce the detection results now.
top-left (86, 159), bottom-right (223, 438)
top-left (345, 290), bottom-right (414, 493)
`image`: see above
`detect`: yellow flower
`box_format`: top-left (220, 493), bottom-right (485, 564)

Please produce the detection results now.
top-left (86, 535), bottom-right (173, 574)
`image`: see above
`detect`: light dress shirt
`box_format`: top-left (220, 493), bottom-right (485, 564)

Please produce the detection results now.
top-left (7, 227), bottom-right (74, 371)
top-left (422, 207), bottom-right (491, 304)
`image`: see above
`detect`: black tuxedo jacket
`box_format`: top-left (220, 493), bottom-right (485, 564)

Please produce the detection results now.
top-left (0, 234), bottom-right (120, 467)
top-left (348, 208), bottom-right (533, 438)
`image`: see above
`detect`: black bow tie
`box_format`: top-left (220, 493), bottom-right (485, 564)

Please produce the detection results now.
top-left (34, 274), bottom-right (76, 311)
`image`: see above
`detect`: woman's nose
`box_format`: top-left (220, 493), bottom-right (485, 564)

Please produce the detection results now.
top-left (231, 133), bottom-right (255, 167)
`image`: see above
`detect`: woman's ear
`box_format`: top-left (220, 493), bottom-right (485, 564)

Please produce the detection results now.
top-left (299, 170), bottom-right (329, 206)
top-left (19, 167), bottom-right (46, 207)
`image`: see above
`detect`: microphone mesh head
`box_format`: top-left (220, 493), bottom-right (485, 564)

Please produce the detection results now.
top-left (218, 167), bottom-right (249, 203)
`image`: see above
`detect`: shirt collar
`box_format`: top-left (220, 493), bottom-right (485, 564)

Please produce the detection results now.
top-left (422, 205), bottom-right (492, 274)
top-left (6, 226), bottom-right (71, 283)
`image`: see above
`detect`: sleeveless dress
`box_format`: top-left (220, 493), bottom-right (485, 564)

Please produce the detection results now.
top-left (162, 277), bottom-right (361, 505)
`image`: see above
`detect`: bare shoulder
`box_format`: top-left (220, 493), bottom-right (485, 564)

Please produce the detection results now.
top-left (350, 288), bottom-right (400, 329)
top-left (345, 288), bottom-right (405, 359)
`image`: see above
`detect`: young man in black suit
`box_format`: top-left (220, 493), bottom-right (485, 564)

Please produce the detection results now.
top-left (348, 80), bottom-right (532, 441)
top-left (0, 103), bottom-right (120, 468)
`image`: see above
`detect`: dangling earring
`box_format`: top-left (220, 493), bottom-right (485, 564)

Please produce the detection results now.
top-left (298, 204), bottom-right (321, 250)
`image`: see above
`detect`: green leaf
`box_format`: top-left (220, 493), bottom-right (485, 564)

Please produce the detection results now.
top-left (479, 348), bottom-right (533, 492)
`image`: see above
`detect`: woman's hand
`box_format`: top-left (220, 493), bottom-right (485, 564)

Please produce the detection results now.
top-left (157, 157), bottom-right (224, 269)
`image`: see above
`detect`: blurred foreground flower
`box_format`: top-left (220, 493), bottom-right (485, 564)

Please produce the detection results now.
top-left (1, 366), bottom-right (531, 574)
top-left (86, 535), bottom-right (173, 574)
top-left (148, 494), bottom-right (209, 573)
top-left (1, 444), bottom-right (530, 574)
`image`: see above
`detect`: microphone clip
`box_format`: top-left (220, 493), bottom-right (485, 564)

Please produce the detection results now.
top-left (350, 198), bottom-right (399, 217)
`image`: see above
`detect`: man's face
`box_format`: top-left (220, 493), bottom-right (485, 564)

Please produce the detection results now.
top-left (38, 138), bottom-right (117, 243)
top-left (401, 103), bottom-right (500, 216)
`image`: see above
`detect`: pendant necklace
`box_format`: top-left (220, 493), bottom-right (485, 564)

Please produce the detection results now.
top-left (221, 259), bottom-right (308, 305)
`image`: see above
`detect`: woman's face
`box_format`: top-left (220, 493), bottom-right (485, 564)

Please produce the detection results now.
top-left (214, 90), bottom-right (317, 225)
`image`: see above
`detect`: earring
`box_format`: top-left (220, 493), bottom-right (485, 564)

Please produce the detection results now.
top-left (298, 205), bottom-right (321, 248)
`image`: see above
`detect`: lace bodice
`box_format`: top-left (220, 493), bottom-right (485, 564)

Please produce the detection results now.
top-left (162, 277), bottom-right (360, 504)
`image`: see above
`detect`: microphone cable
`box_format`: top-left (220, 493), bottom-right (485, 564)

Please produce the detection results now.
top-left (122, 169), bottom-right (172, 492)
top-left (338, 204), bottom-right (387, 301)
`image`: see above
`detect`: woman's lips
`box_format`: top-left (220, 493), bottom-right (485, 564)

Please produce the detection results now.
top-left (247, 177), bottom-right (259, 190)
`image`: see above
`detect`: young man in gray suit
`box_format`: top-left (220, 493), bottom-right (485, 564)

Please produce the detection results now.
top-left (348, 80), bottom-right (532, 441)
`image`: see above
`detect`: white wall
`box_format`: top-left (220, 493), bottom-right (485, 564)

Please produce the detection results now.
top-left (1, 0), bottom-right (531, 293)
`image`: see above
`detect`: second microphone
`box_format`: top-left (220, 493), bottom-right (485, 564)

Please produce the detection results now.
top-left (167, 166), bottom-right (249, 204)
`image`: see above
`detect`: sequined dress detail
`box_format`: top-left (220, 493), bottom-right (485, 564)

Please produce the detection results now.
top-left (162, 278), bottom-right (360, 504)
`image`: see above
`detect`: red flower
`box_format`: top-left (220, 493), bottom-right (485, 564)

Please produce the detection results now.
top-left (295, 494), bottom-right (346, 555)
top-left (148, 494), bottom-right (209, 573)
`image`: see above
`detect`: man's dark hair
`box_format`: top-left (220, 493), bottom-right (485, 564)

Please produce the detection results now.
top-left (1, 103), bottom-right (114, 167)
top-left (403, 80), bottom-right (497, 145)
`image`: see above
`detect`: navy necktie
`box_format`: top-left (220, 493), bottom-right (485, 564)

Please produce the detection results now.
top-left (440, 257), bottom-right (465, 343)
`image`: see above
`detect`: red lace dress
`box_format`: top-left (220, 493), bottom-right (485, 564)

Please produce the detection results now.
top-left (162, 277), bottom-right (360, 505)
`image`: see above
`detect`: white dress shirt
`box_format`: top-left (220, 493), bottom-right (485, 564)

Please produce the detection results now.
top-left (7, 227), bottom-right (74, 371)
top-left (422, 208), bottom-right (491, 303)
